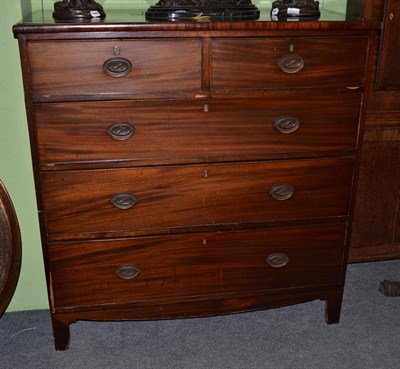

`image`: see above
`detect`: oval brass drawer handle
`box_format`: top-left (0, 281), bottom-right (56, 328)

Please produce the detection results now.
top-left (278, 55), bottom-right (304, 74)
top-left (266, 253), bottom-right (290, 268)
top-left (115, 264), bottom-right (141, 280)
top-left (103, 57), bottom-right (132, 78)
top-left (269, 184), bottom-right (294, 201)
top-left (111, 192), bottom-right (138, 210)
top-left (274, 116), bottom-right (300, 134)
top-left (107, 122), bottom-right (136, 141)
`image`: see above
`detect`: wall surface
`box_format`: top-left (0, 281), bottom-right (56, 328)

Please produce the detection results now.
top-left (31, 1), bottom-right (347, 14)
top-left (2, 0), bottom-right (347, 312)
top-left (32, 0), bottom-right (150, 11)
top-left (0, 0), bottom-right (47, 312)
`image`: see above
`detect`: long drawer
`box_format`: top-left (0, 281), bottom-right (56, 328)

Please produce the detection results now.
top-left (49, 224), bottom-right (347, 309)
top-left (35, 94), bottom-right (361, 166)
top-left (41, 158), bottom-right (354, 236)
top-left (211, 37), bottom-right (368, 90)
top-left (27, 39), bottom-right (202, 100)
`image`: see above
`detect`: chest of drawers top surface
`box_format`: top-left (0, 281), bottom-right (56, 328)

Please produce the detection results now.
top-left (13, 6), bottom-right (380, 35)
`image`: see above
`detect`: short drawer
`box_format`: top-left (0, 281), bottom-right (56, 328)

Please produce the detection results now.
top-left (211, 37), bottom-right (368, 90)
top-left (49, 223), bottom-right (347, 309)
top-left (27, 39), bottom-right (202, 100)
top-left (35, 94), bottom-right (361, 166)
top-left (41, 158), bottom-right (354, 237)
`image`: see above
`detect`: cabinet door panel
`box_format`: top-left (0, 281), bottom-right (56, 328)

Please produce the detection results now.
top-left (350, 139), bottom-right (400, 261)
top-left (376, 0), bottom-right (400, 90)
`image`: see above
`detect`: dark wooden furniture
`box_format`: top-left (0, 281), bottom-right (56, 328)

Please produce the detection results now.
top-left (13, 6), bottom-right (379, 350)
top-left (349, 0), bottom-right (400, 262)
top-left (0, 180), bottom-right (22, 318)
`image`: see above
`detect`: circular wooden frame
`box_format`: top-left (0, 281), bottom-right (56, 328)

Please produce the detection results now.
top-left (0, 181), bottom-right (22, 317)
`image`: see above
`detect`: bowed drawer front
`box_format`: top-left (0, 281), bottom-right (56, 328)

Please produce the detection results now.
top-left (49, 224), bottom-right (347, 310)
top-left (42, 158), bottom-right (353, 238)
top-left (13, 18), bottom-right (374, 350)
top-left (34, 94), bottom-right (361, 166)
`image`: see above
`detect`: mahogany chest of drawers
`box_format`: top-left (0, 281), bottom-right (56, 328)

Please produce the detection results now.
top-left (13, 10), bottom-right (378, 350)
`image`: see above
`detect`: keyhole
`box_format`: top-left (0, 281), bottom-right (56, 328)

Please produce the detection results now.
top-left (289, 44), bottom-right (294, 52)
top-left (113, 46), bottom-right (120, 56)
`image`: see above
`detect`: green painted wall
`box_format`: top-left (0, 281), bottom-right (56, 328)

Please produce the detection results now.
top-left (0, 0), bottom-right (47, 312)
top-left (32, 1), bottom-right (347, 13)
top-left (2, 0), bottom-right (347, 313)
top-left (33, 0), bottom-right (150, 11)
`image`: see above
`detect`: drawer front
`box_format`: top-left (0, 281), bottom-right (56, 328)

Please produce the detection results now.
top-left (28, 39), bottom-right (202, 99)
top-left (42, 158), bottom-right (354, 236)
top-left (211, 37), bottom-right (368, 90)
top-left (35, 95), bottom-right (361, 165)
top-left (49, 224), bottom-right (347, 309)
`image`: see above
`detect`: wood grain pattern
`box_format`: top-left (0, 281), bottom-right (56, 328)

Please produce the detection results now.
top-left (49, 224), bottom-right (347, 309)
top-left (211, 37), bottom-right (368, 91)
top-left (376, 0), bottom-right (400, 90)
top-left (12, 6), bottom-right (381, 37)
top-left (0, 181), bottom-right (22, 317)
top-left (34, 94), bottom-right (362, 166)
top-left (41, 158), bottom-right (354, 237)
top-left (358, 0), bottom-right (385, 21)
top-left (349, 0), bottom-right (400, 261)
top-left (28, 39), bottom-right (202, 100)
top-left (365, 110), bottom-right (400, 128)
top-left (351, 141), bottom-right (400, 252)
top-left (13, 7), bottom-right (377, 349)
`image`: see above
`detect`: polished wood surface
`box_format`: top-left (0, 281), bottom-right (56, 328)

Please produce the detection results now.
top-left (349, 0), bottom-right (400, 262)
top-left (13, 5), bottom-right (381, 36)
top-left (28, 39), bottom-right (202, 101)
top-left (211, 37), bottom-right (368, 90)
top-left (376, 0), bottom-right (400, 90)
top-left (0, 181), bottom-right (22, 317)
top-left (49, 224), bottom-right (346, 310)
top-left (41, 158), bottom-right (354, 238)
top-left (35, 94), bottom-right (362, 167)
top-left (13, 5), bottom-right (377, 349)
top-left (358, 0), bottom-right (385, 21)
top-left (350, 140), bottom-right (400, 261)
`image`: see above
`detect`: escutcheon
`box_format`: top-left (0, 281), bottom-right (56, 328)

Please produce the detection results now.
top-left (274, 116), bottom-right (300, 134)
top-left (278, 55), bottom-right (304, 74)
top-left (269, 184), bottom-right (295, 201)
top-left (111, 193), bottom-right (138, 210)
top-left (266, 253), bottom-right (290, 268)
top-left (103, 57), bottom-right (133, 78)
top-left (107, 123), bottom-right (136, 141)
top-left (115, 264), bottom-right (141, 280)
